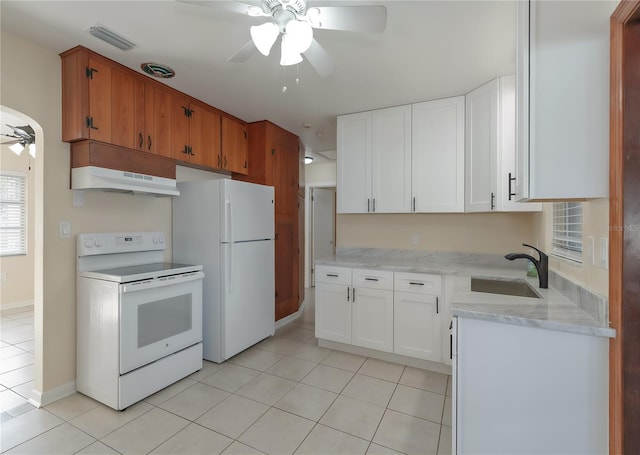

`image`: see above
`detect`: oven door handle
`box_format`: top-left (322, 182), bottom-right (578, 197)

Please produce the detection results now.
top-left (120, 271), bottom-right (204, 293)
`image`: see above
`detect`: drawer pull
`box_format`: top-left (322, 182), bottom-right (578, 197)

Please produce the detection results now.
top-left (436, 296), bottom-right (439, 314)
top-left (365, 277), bottom-right (379, 282)
top-left (347, 287), bottom-right (350, 302)
top-left (326, 273), bottom-right (339, 277)
top-left (409, 281), bottom-right (425, 286)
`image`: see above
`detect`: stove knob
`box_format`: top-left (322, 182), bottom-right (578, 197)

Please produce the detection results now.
top-left (159, 236), bottom-right (164, 244)
top-left (84, 240), bottom-right (93, 248)
top-left (152, 237), bottom-right (158, 244)
top-left (95, 240), bottom-right (103, 247)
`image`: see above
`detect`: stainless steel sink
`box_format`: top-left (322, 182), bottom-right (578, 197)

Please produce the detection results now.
top-left (470, 277), bottom-right (541, 299)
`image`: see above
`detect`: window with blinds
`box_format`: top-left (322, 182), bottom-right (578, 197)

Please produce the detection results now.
top-left (552, 201), bottom-right (583, 263)
top-left (0, 172), bottom-right (27, 256)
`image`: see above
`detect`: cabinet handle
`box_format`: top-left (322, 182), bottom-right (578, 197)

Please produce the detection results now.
top-left (326, 273), bottom-right (338, 277)
top-left (224, 156), bottom-right (228, 168)
top-left (139, 133), bottom-right (144, 148)
top-left (347, 287), bottom-right (350, 302)
top-left (182, 145), bottom-right (189, 154)
top-left (409, 282), bottom-right (424, 286)
top-left (147, 135), bottom-right (152, 151)
top-left (367, 199), bottom-right (371, 213)
top-left (243, 161), bottom-right (248, 169)
top-left (412, 197), bottom-right (416, 212)
top-left (436, 296), bottom-right (439, 314)
top-left (182, 106), bottom-right (190, 117)
top-left (365, 277), bottom-right (379, 282)
top-left (189, 146), bottom-right (194, 156)
top-left (353, 288), bottom-right (356, 302)
top-left (508, 172), bottom-right (517, 201)
top-left (450, 334), bottom-right (453, 360)
top-left (373, 198), bottom-right (376, 212)
top-left (491, 192), bottom-right (495, 210)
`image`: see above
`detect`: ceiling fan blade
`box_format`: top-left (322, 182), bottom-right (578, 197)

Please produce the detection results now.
top-left (228, 40), bottom-right (259, 63)
top-left (303, 39), bottom-right (335, 77)
top-left (177, 0), bottom-right (261, 16)
top-left (0, 139), bottom-right (21, 146)
top-left (308, 6), bottom-right (387, 33)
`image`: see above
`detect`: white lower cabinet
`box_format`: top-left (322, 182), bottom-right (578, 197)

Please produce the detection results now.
top-left (453, 316), bottom-right (609, 454)
top-left (352, 269), bottom-right (394, 352)
top-left (394, 272), bottom-right (442, 362)
top-left (315, 266), bottom-right (352, 344)
top-left (315, 265), bottom-right (447, 364)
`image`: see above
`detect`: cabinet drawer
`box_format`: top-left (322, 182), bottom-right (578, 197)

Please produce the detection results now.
top-left (315, 265), bottom-right (351, 285)
top-left (394, 272), bottom-right (442, 295)
top-left (353, 269), bottom-right (394, 290)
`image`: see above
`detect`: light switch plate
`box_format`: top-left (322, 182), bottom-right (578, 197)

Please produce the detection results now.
top-left (599, 237), bottom-right (608, 269)
top-left (59, 221), bottom-right (71, 239)
top-left (73, 190), bottom-right (84, 207)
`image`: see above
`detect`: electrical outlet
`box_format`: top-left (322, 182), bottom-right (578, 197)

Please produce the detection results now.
top-left (1, 272), bottom-right (7, 282)
top-left (599, 237), bottom-right (609, 269)
top-left (73, 190), bottom-right (84, 207)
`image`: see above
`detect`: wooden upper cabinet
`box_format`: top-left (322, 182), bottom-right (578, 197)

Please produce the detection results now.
top-left (135, 80), bottom-right (172, 158)
top-left (221, 116), bottom-right (248, 174)
top-left (172, 94), bottom-right (221, 168)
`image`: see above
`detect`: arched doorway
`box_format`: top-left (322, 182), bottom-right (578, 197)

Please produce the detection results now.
top-left (0, 105), bottom-right (44, 408)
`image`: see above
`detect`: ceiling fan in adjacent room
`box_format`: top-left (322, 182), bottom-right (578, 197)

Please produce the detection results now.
top-left (1, 124), bottom-right (36, 157)
top-left (182, 0), bottom-right (387, 76)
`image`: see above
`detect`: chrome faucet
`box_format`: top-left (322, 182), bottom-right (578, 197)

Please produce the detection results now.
top-left (505, 243), bottom-right (548, 289)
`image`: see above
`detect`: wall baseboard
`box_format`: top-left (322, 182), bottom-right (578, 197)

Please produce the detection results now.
top-left (0, 300), bottom-right (34, 313)
top-left (275, 298), bottom-right (308, 330)
top-left (31, 380), bottom-right (76, 408)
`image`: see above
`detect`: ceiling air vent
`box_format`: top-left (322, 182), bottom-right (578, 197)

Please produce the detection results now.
top-left (141, 63), bottom-right (175, 79)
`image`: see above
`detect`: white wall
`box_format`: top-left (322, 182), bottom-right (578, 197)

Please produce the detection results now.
top-left (1, 32), bottom-right (173, 402)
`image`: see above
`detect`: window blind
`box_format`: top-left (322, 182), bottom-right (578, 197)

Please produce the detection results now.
top-left (0, 172), bottom-right (27, 256)
top-left (551, 201), bottom-right (583, 263)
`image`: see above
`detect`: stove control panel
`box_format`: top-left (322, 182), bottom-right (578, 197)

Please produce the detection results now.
top-left (77, 232), bottom-right (165, 256)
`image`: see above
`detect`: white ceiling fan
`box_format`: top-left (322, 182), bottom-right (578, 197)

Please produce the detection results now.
top-left (182, 0), bottom-right (387, 77)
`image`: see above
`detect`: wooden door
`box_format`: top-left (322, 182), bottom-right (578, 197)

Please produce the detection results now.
top-left (189, 103), bottom-right (220, 168)
top-left (109, 67), bottom-right (136, 149)
top-left (172, 93), bottom-right (191, 160)
top-left (87, 56), bottom-right (112, 144)
top-left (275, 219), bottom-right (295, 320)
top-left (221, 116), bottom-right (248, 174)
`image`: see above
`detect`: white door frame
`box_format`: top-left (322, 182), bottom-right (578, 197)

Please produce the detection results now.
top-left (304, 181), bottom-right (335, 288)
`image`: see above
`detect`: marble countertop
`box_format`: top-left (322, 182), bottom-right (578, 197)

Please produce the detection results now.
top-left (316, 250), bottom-right (615, 338)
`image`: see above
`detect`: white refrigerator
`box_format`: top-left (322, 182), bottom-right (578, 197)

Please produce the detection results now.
top-left (173, 178), bottom-right (275, 363)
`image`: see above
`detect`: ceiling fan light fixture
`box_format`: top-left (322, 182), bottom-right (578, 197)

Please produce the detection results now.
top-left (304, 156), bottom-right (314, 164)
top-left (9, 142), bottom-right (24, 156)
top-left (285, 20), bottom-right (313, 54)
top-left (280, 34), bottom-right (303, 66)
top-left (251, 22), bottom-right (280, 56)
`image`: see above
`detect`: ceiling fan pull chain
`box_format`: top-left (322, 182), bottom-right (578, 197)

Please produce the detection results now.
top-left (282, 65), bottom-right (287, 93)
top-left (296, 63), bottom-right (300, 85)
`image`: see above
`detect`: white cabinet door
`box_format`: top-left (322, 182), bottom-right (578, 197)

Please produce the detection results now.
top-left (465, 79), bottom-right (498, 212)
top-left (465, 76), bottom-right (541, 213)
top-left (412, 97), bottom-right (465, 213)
top-left (352, 287), bottom-right (394, 353)
top-left (315, 282), bottom-right (351, 344)
top-left (455, 317), bottom-right (608, 454)
top-left (371, 105), bottom-right (412, 213)
top-left (394, 291), bottom-right (441, 362)
top-left (515, 0), bottom-right (611, 201)
top-left (337, 112), bottom-right (371, 213)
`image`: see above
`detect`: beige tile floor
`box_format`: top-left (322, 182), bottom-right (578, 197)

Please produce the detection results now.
top-left (0, 293), bottom-right (452, 455)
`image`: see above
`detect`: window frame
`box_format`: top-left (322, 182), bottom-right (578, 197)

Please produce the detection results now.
top-left (0, 170), bottom-right (28, 257)
top-left (551, 201), bottom-right (583, 264)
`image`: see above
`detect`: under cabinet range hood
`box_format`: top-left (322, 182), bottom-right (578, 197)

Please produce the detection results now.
top-left (72, 166), bottom-right (180, 196)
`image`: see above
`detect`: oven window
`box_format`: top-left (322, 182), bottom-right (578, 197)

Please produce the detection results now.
top-left (138, 294), bottom-right (192, 348)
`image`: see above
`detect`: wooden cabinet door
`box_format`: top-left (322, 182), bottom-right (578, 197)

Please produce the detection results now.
top-left (189, 103), bottom-right (221, 169)
top-left (221, 117), bottom-right (248, 174)
top-left (109, 67), bottom-right (136, 149)
top-left (87, 56), bottom-right (112, 144)
top-left (151, 85), bottom-right (173, 159)
top-left (275, 219), bottom-right (296, 320)
top-left (172, 94), bottom-right (191, 160)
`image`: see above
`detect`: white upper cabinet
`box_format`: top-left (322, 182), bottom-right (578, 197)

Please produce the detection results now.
top-left (465, 76), bottom-right (541, 212)
top-left (515, 0), bottom-right (612, 201)
top-left (337, 106), bottom-right (411, 213)
top-left (371, 106), bottom-right (412, 213)
top-left (337, 97), bottom-right (464, 214)
top-left (412, 97), bottom-right (465, 213)
top-left (337, 112), bottom-right (371, 213)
